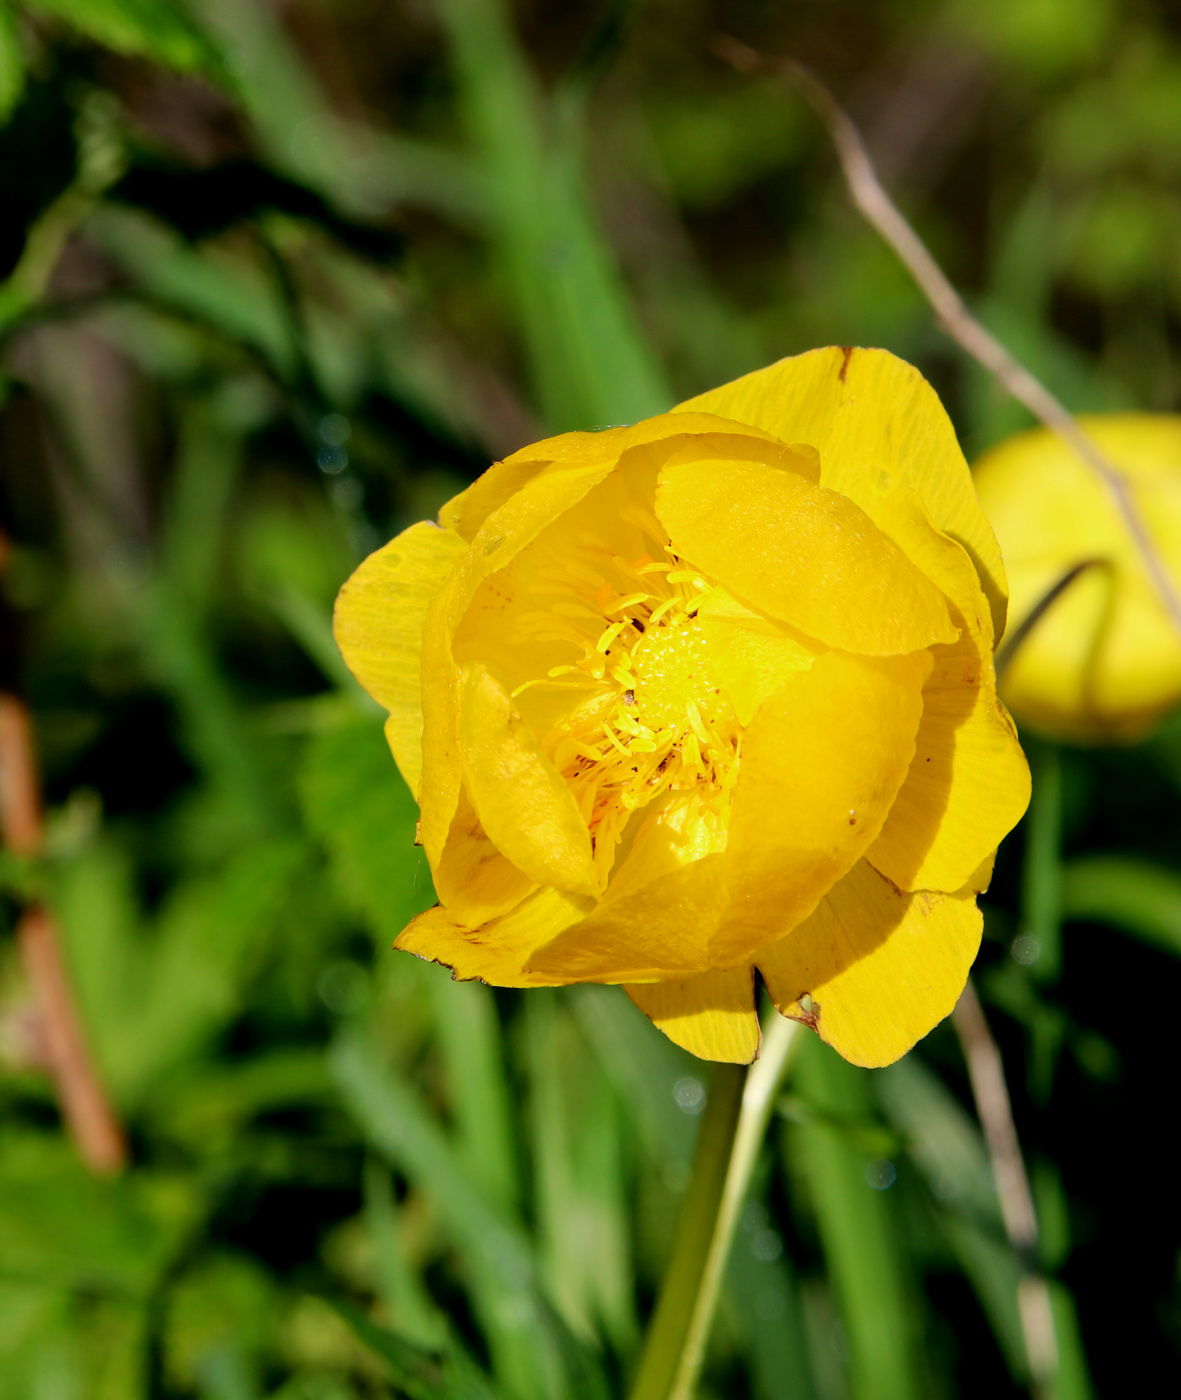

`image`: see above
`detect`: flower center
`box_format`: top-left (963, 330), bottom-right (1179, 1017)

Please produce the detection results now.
top-left (511, 528), bottom-right (741, 882)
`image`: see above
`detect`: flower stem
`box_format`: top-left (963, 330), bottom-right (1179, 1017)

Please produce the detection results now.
top-left (629, 1015), bottom-right (801, 1400)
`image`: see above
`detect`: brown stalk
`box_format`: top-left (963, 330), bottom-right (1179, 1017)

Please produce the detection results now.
top-left (0, 546), bottom-right (127, 1174)
top-left (713, 35), bottom-right (1181, 640)
top-left (953, 982), bottom-right (1057, 1392)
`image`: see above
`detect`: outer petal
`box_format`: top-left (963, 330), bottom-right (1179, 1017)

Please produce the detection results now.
top-left (710, 649), bottom-right (931, 967)
top-left (625, 968), bottom-right (760, 1064)
top-left (755, 860), bottom-right (982, 1068)
top-left (864, 491), bottom-right (1031, 892)
top-left (396, 886), bottom-right (593, 987)
top-left (437, 408), bottom-right (802, 542)
top-left (418, 455), bottom-right (623, 865)
top-left (657, 457), bottom-right (956, 656)
top-left (432, 786), bottom-right (535, 926)
top-left (333, 521), bottom-right (467, 794)
top-left (459, 663), bottom-right (597, 895)
top-left (525, 854), bottom-right (727, 981)
top-left (676, 347), bottom-right (1007, 639)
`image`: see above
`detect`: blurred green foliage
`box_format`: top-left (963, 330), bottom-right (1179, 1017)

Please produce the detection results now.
top-left (4, 1), bottom-right (1181, 1397)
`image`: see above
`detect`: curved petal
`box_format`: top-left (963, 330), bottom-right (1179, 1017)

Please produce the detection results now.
top-left (676, 347), bottom-right (1007, 638)
top-left (333, 521), bottom-right (467, 794)
top-left (867, 684), bottom-right (1028, 892)
top-left (625, 968), bottom-right (760, 1064)
top-left (396, 885), bottom-right (593, 987)
top-left (696, 590), bottom-right (818, 726)
top-left (863, 492), bottom-right (1031, 891)
top-left (709, 649), bottom-right (930, 967)
top-left (459, 663), bottom-right (597, 895)
top-left (418, 453), bottom-right (623, 865)
top-left (656, 457), bottom-right (956, 655)
top-left (755, 859), bottom-right (982, 1068)
top-left (432, 785), bottom-right (536, 926)
top-left (525, 853), bottom-right (727, 982)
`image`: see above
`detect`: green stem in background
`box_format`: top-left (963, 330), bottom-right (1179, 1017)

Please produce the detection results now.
top-left (630, 1014), bottom-right (800, 1400)
top-left (1022, 743), bottom-right (1064, 986)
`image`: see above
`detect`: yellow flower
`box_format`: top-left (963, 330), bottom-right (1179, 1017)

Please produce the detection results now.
top-left (335, 348), bottom-right (1029, 1067)
top-left (974, 415), bottom-right (1181, 743)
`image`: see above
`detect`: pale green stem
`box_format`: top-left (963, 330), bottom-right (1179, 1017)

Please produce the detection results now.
top-left (630, 1014), bottom-right (802, 1400)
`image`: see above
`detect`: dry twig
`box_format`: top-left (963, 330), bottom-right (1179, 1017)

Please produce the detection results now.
top-left (714, 36), bottom-right (1181, 639)
top-left (952, 982), bottom-right (1057, 1391)
top-left (0, 544), bottom-right (127, 1175)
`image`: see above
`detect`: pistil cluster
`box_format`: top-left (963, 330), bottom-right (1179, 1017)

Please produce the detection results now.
top-left (513, 505), bottom-right (741, 882)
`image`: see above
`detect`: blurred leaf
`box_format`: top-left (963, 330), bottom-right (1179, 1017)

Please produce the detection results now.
top-left (0, 2), bottom-right (23, 126)
top-left (323, 1296), bottom-right (499, 1400)
top-left (330, 1031), bottom-right (569, 1400)
top-left (791, 1037), bottom-right (923, 1400)
top-left (56, 836), bottom-right (307, 1105)
top-left (165, 1252), bottom-right (276, 1397)
top-left (363, 1157), bottom-right (445, 1348)
top-left (1061, 855), bottom-right (1181, 956)
top-left (430, 974), bottom-right (520, 1216)
top-left (525, 992), bottom-right (635, 1352)
top-left (299, 713), bottom-right (434, 944)
top-left (725, 1197), bottom-right (815, 1400)
top-left (0, 1131), bottom-right (193, 1294)
top-left (567, 983), bottom-right (697, 1170)
top-left (24, 0), bottom-right (226, 77)
top-left (88, 205), bottom-right (295, 376)
top-left (1050, 1281), bottom-right (1097, 1400)
top-left (877, 1057), bottom-right (1000, 1235)
top-left (878, 1057), bottom-right (1027, 1381)
top-left (192, 0), bottom-right (484, 225)
top-left (438, 0), bottom-right (669, 430)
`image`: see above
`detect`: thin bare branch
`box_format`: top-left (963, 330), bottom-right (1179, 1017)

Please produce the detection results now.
top-left (713, 36), bottom-right (1181, 639)
top-left (953, 981), bottom-right (1057, 1392)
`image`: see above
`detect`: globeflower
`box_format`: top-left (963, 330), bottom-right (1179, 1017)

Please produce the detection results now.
top-left (335, 348), bottom-right (1029, 1066)
top-left (974, 414), bottom-right (1181, 744)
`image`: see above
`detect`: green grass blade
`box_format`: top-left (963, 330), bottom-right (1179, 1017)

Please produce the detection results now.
top-left (330, 1031), bottom-right (566, 1400)
top-left (1061, 855), bottom-right (1181, 956)
top-left (1023, 743), bottom-right (1064, 983)
top-left (437, 0), bottom-right (669, 430)
top-left (429, 975), bottom-right (520, 1215)
top-left (791, 1037), bottom-right (922, 1400)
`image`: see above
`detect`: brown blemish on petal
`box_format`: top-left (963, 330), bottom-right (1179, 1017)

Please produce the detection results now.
top-left (838, 346), bottom-right (854, 382)
top-left (790, 993), bottom-right (821, 1031)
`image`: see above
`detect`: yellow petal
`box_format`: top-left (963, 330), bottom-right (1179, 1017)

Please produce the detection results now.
top-left (432, 785), bottom-right (536, 926)
top-left (695, 590), bottom-right (819, 726)
top-left (867, 683), bottom-right (1029, 892)
top-left (676, 346), bottom-right (1007, 639)
top-left (656, 456), bottom-right (957, 655)
top-left (710, 649), bottom-right (930, 967)
top-left (525, 853), bottom-right (727, 981)
top-left (974, 414), bottom-right (1181, 742)
top-left (417, 452), bottom-right (622, 865)
top-left (420, 413), bottom-right (803, 864)
top-left (439, 456), bottom-right (552, 541)
top-left (396, 885), bottom-right (593, 987)
top-left (756, 860), bottom-right (982, 1068)
top-left (459, 663), bottom-right (597, 895)
top-left (625, 968), bottom-right (761, 1064)
top-left (862, 491), bottom-right (1031, 891)
top-left (333, 521), bottom-right (467, 794)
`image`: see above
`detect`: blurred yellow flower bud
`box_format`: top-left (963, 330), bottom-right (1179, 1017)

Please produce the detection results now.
top-left (974, 415), bottom-right (1181, 744)
top-left (335, 348), bottom-right (1029, 1067)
